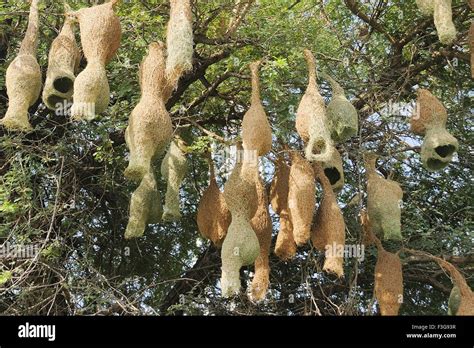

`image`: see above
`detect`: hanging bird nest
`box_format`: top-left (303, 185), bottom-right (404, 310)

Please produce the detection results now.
top-left (296, 49), bottom-right (334, 163)
top-left (69, 0), bottom-right (121, 120)
top-left (311, 164), bottom-right (346, 277)
top-left (242, 60), bottom-right (273, 156)
top-left (249, 175), bottom-right (272, 302)
top-left (197, 152), bottom-right (231, 248)
top-left (42, 15), bottom-right (80, 110)
top-left (448, 286), bottom-right (461, 315)
top-left (374, 247), bottom-right (403, 316)
top-left (416, 0), bottom-right (456, 45)
top-left (470, 22), bottom-right (474, 79)
top-left (321, 148), bottom-right (345, 192)
top-left (288, 151), bottom-right (316, 246)
top-left (165, 0), bottom-right (194, 89)
top-left (365, 153), bottom-right (403, 241)
top-left (270, 154), bottom-right (296, 261)
top-left (322, 72), bottom-right (358, 143)
top-left (125, 42), bottom-right (173, 182)
top-left (1, 0), bottom-right (41, 132)
top-left (221, 143), bottom-right (260, 297)
top-left (411, 89), bottom-right (459, 171)
top-left (405, 249), bottom-right (474, 316)
top-left (124, 171), bottom-right (162, 239)
top-left (161, 139), bottom-right (188, 222)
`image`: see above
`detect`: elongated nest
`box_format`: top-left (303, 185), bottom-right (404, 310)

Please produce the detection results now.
top-left (366, 154), bottom-right (403, 241)
top-left (411, 89), bottom-right (447, 135)
top-left (288, 151), bottom-right (316, 246)
top-left (311, 164), bottom-right (345, 277)
top-left (125, 42), bottom-right (173, 182)
top-left (416, 0), bottom-right (456, 44)
top-left (197, 156), bottom-right (231, 248)
top-left (242, 61), bottom-right (273, 156)
top-left (165, 0), bottom-right (194, 89)
top-left (42, 17), bottom-right (80, 110)
top-left (1, 0), bottom-right (41, 132)
top-left (270, 155), bottom-right (296, 261)
top-left (125, 171), bottom-right (162, 239)
top-left (161, 139), bottom-right (188, 222)
top-left (249, 175), bottom-right (272, 302)
top-left (374, 248), bottom-right (403, 316)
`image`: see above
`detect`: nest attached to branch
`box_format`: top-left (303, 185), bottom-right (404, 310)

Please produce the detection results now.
top-left (242, 60), bottom-right (273, 156)
top-left (1, 0), bottom-right (41, 132)
top-left (412, 89), bottom-right (459, 171)
top-left (321, 148), bottom-right (345, 192)
top-left (249, 175), bottom-right (272, 302)
top-left (311, 164), bottom-right (346, 277)
top-left (165, 0), bottom-right (194, 89)
top-left (288, 151), bottom-right (316, 246)
top-left (365, 154), bottom-right (403, 241)
top-left (70, 0), bottom-right (121, 120)
top-left (124, 171), bottom-right (162, 239)
top-left (416, 0), bottom-right (457, 45)
top-left (270, 154), bottom-right (296, 261)
top-left (42, 16), bottom-right (81, 110)
top-left (448, 286), bottom-right (461, 315)
top-left (296, 50), bottom-right (334, 162)
top-left (125, 42), bottom-right (173, 182)
top-left (161, 139), bottom-right (188, 222)
top-left (405, 249), bottom-right (474, 316)
top-left (375, 247), bottom-right (404, 316)
top-left (221, 144), bottom-right (260, 297)
top-left (322, 72), bottom-right (358, 143)
top-left (197, 154), bottom-right (231, 248)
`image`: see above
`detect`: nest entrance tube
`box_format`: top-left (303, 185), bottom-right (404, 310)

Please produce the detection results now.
top-left (42, 16), bottom-right (80, 110)
top-left (412, 89), bottom-right (459, 171)
top-left (70, 0), bottom-right (121, 120)
top-left (322, 148), bottom-right (344, 192)
top-left (0, 0), bottom-right (41, 132)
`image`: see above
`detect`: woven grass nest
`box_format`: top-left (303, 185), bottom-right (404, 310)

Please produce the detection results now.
top-left (242, 60), bottom-right (273, 156)
top-left (288, 151), bottom-right (316, 246)
top-left (311, 164), bottom-right (346, 277)
top-left (221, 143), bottom-right (260, 297)
top-left (365, 154), bottom-right (403, 241)
top-left (270, 154), bottom-right (296, 261)
top-left (69, 0), bottom-right (121, 120)
top-left (0, 0), bottom-right (41, 132)
top-left (161, 139), bottom-right (188, 222)
top-left (322, 73), bottom-right (358, 143)
top-left (42, 13), bottom-right (80, 111)
top-left (406, 249), bottom-right (474, 316)
top-left (375, 247), bottom-right (403, 316)
top-left (125, 171), bottom-right (162, 239)
top-left (412, 89), bottom-right (459, 171)
top-left (166, 0), bottom-right (194, 89)
top-left (249, 175), bottom-right (273, 302)
top-left (125, 42), bottom-right (173, 182)
top-left (197, 153), bottom-right (231, 248)
top-left (296, 49), bottom-right (334, 163)
top-left (416, 0), bottom-right (457, 45)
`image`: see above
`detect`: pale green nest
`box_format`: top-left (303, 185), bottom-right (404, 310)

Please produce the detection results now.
top-left (448, 286), bottom-right (461, 315)
top-left (125, 171), bottom-right (162, 239)
top-left (421, 127), bottom-right (459, 171)
top-left (161, 140), bottom-right (188, 222)
top-left (416, 0), bottom-right (457, 45)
